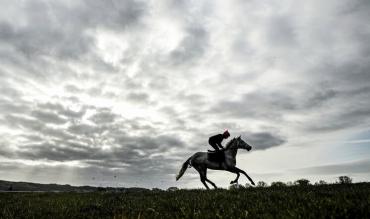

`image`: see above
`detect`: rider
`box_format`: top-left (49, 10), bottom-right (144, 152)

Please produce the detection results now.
top-left (208, 130), bottom-right (230, 152)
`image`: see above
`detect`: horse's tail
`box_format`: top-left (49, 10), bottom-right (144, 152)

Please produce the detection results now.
top-left (176, 157), bottom-right (192, 181)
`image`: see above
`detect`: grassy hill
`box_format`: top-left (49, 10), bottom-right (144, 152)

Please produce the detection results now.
top-left (0, 183), bottom-right (369, 218)
top-left (0, 180), bottom-right (150, 193)
top-left (0, 180), bottom-right (97, 192)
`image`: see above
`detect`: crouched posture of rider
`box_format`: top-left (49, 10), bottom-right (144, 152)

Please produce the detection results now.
top-left (208, 130), bottom-right (230, 151)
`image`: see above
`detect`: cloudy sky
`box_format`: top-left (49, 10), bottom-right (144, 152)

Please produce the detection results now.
top-left (0, 0), bottom-right (369, 189)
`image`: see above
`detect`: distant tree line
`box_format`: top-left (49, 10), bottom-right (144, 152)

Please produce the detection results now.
top-left (229, 176), bottom-right (354, 190)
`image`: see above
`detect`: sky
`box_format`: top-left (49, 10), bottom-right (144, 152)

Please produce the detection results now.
top-left (0, 0), bottom-right (369, 189)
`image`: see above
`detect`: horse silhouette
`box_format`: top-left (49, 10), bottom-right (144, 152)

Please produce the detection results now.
top-left (176, 136), bottom-right (255, 189)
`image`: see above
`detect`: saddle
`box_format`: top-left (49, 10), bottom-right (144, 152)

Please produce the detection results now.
top-left (207, 149), bottom-right (225, 163)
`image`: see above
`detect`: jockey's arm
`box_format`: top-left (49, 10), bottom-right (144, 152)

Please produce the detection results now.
top-left (217, 143), bottom-right (224, 149)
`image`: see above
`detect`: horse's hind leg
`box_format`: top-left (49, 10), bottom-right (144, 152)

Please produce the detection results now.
top-left (194, 165), bottom-right (210, 190)
top-left (205, 178), bottom-right (217, 189)
top-left (203, 169), bottom-right (217, 189)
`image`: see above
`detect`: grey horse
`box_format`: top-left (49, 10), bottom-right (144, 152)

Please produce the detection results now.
top-left (176, 136), bottom-right (255, 189)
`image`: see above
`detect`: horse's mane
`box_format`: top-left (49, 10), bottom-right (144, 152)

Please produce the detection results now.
top-left (225, 137), bottom-right (236, 149)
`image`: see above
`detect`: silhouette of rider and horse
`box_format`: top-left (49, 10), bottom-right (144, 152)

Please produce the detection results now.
top-left (176, 130), bottom-right (255, 189)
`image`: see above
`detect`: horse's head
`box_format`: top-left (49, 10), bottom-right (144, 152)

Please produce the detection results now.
top-left (235, 135), bottom-right (252, 151)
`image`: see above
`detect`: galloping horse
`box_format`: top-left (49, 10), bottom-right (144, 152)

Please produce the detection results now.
top-left (176, 136), bottom-right (255, 189)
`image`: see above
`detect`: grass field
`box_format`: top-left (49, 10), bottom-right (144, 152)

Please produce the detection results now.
top-left (1, 183), bottom-right (369, 219)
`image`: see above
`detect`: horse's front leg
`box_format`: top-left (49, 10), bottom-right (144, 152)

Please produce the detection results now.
top-left (226, 166), bottom-right (240, 184)
top-left (235, 167), bottom-right (255, 185)
top-left (230, 172), bottom-right (240, 184)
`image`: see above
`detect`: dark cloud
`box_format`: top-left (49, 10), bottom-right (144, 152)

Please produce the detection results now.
top-left (209, 90), bottom-right (297, 121)
top-left (31, 110), bottom-right (68, 125)
top-left (1, 97), bottom-right (187, 179)
top-left (243, 131), bottom-right (286, 150)
top-left (306, 107), bottom-right (370, 133)
top-left (4, 114), bottom-right (44, 131)
top-left (75, 0), bottom-right (147, 30)
top-left (6, 131), bottom-right (187, 182)
top-left (209, 82), bottom-right (370, 134)
top-left (15, 142), bottom-right (91, 162)
top-left (0, 0), bottom-right (148, 60)
top-left (36, 102), bottom-right (87, 119)
top-left (0, 16), bottom-right (93, 60)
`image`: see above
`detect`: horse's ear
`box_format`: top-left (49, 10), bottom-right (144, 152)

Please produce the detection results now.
top-left (238, 135), bottom-right (241, 138)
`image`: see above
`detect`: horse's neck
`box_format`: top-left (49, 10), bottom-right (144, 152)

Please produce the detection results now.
top-left (226, 147), bottom-right (238, 158)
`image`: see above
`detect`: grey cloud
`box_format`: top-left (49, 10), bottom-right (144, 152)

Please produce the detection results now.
top-left (176, 92), bottom-right (206, 107)
top-left (31, 110), bottom-right (68, 125)
top-left (160, 106), bottom-right (179, 118)
top-left (4, 113), bottom-right (74, 142)
top-left (0, 81), bottom-right (23, 100)
top-left (64, 84), bottom-right (83, 94)
top-left (302, 86), bottom-right (370, 133)
top-left (0, 18), bottom-right (93, 60)
top-left (37, 102), bottom-right (87, 119)
top-left (0, 81), bottom-right (30, 115)
top-left (291, 159), bottom-right (370, 175)
top-left (114, 134), bottom-right (185, 152)
top-left (88, 108), bottom-right (118, 124)
top-left (67, 123), bottom-right (103, 137)
top-left (264, 15), bottom-right (298, 48)
top-left (191, 128), bottom-right (286, 151)
top-left (42, 126), bottom-right (76, 142)
top-left (123, 78), bottom-right (143, 90)
top-left (169, 25), bottom-right (208, 65)
top-left (209, 90), bottom-right (297, 121)
top-left (2, 100), bottom-right (187, 178)
top-left (126, 92), bottom-right (149, 103)
top-left (243, 131), bottom-right (286, 150)
top-left (74, 0), bottom-right (147, 30)
top-left (147, 75), bottom-right (169, 90)
top-left (16, 142), bottom-right (91, 162)
top-left (0, 98), bottom-right (30, 115)
top-left (8, 132), bottom-right (187, 182)
top-left (4, 114), bottom-right (44, 131)
top-left (0, 0), bottom-right (148, 60)
top-left (306, 107), bottom-right (370, 132)
top-left (304, 88), bottom-right (337, 108)
top-left (209, 84), bottom-right (366, 134)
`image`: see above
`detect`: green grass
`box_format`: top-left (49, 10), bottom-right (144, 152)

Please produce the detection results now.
top-left (1, 184), bottom-right (369, 219)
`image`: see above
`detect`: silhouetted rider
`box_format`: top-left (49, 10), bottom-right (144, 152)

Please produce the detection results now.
top-left (208, 130), bottom-right (230, 151)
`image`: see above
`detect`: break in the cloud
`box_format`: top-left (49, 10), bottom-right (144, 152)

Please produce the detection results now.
top-left (0, 0), bottom-right (369, 188)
